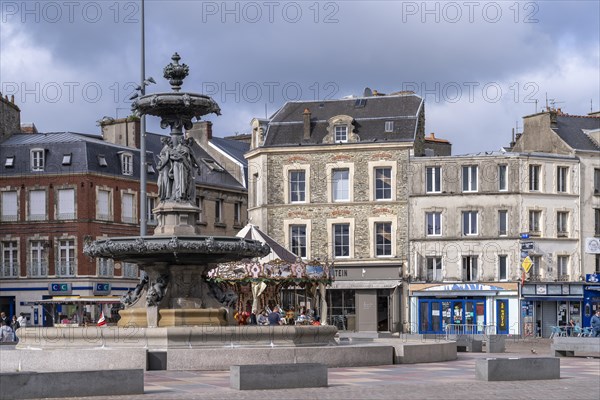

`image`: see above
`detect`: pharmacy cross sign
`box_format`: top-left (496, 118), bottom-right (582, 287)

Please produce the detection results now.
top-left (522, 256), bottom-right (533, 274)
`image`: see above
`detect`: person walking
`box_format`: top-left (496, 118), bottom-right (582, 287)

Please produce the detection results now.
top-left (591, 309), bottom-right (600, 337)
top-left (17, 312), bottom-right (27, 328)
top-left (0, 320), bottom-right (14, 342)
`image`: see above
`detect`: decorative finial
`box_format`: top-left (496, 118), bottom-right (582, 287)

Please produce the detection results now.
top-left (163, 52), bottom-right (189, 92)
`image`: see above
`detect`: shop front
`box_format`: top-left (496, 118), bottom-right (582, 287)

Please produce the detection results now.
top-left (409, 282), bottom-right (519, 335)
top-left (582, 274), bottom-right (600, 329)
top-left (521, 282), bottom-right (584, 338)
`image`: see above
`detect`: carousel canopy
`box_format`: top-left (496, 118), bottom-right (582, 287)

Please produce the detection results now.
top-left (208, 224), bottom-right (333, 283)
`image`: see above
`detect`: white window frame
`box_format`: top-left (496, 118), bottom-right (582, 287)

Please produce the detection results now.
top-left (147, 196), bottom-right (157, 225)
top-left (462, 255), bottom-right (478, 281)
top-left (0, 190), bottom-right (18, 222)
top-left (462, 211), bottom-right (478, 236)
top-left (385, 121), bottom-right (394, 132)
top-left (98, 258), bottom-right (114, 277)
top-left (289, 170), bottom-right (306, 203)
top-left (4, 156), bottom-right (15, 168)
top-left (556, 166), bottom-right (568, 193)
top-left (290, 224), bottom-right (307, 259)
top-left (498, 210), bottom-right (508, 236)
top-left (215, 199), bottom-right (223, 223)
top-left (529, 210), bottom-right (541, 235)
top-left (498, 164), bottom-right (507, 191)
top-left (374, 221), bottom-right (392, 257)
top-left (327, 218), bottom-right (354, 260)
top-left (557, 255), bottom-right (569, 278)
top-left (196, 196), bottom-right (204, 223)
top-left (29, 240), bottom-right (47, 277)
top-left (462, 165), bottom-right (478, 192)
top-left (334, 125), bottom-right (348, 143)
top-left (426, 211), bottom-right (442, 236)
top-left (122, 262), bottom-right (139, 279)
top-left (332, 168), bottom-right (350, 202)
top-left (368, 161), bottom-right (396, 201)
top-left (529, 164), bottom-right (541, 191)
top-left (426, 166), bottom-right (441, 193)
top-left (374, 167), bottom-right (392, 200)
top-left (31, 148), bottom-right (45, 172)
top-left (284, 219), bottom-right (312, 259)
top-left (62, 153), bottom-right (72, 166)
top-left (57, 238), bottom-right (76, 277)
top-left (426, 257), bottom-right (442, 281)
top-left (120, 152), bottom-right (133, 176)
top-left (556, 211), bottom-right (568, 237)
top-left (56, 187), bottom-right (76, 220)
top-left (96, 188), bottom-right (112, 221)
top-left (1, 241), bottom-right (19, 278)
top-left (121, 191), bottom-right (136, 224)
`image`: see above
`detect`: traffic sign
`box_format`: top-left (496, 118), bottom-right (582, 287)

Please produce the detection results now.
top-left (520, 233), bottom-right (530, 239)
top-left (521, 242), bottom-right (534, 251)
top-left (522, 257), bottom-right (533, 273)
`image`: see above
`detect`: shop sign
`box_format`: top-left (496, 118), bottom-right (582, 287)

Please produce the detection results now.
top-left (93, 282), bottom-right (111, 295)
top-left (520, 242), bottom-right (534, 251)
top-left (536, 285), bottom-right (547, 295)
top-left (49, 283), bottom-right (72, 295)
top-left (334, 269), bottom-right (348, 277)
top-left (586, 274), bottom-right (600, 283)
top-left (497, 300), bottom-right (508, 332)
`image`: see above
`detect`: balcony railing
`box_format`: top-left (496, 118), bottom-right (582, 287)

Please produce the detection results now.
top-left (27, 262), bottom-right (48, 277)
top-left (28, 214), bottom-right (46, 221)
top-left (557, 274), bottom-right (570, 282)
top-left (0, 262), bottom-right (19, 278)
top-left (0, 214), bottom-right (18, 222)
top-left (57, 213), bottom-right (76, 220)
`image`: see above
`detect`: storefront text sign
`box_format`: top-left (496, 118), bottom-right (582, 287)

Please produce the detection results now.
top-left (48, 283), bottom-right (72, 295)
top-left (93, 282), bottom-right (111, 295)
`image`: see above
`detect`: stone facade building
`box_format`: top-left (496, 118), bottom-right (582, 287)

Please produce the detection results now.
top-left (246, 92), bottom-right (426, 332)
top-left (0, 93), bottom-right (20, 140)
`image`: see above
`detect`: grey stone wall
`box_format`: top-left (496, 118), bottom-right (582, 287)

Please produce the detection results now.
top-left (0, 94), bottom-right (21, 139)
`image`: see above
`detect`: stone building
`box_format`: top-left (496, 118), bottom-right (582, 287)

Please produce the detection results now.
top-left (246, 91), bottom-right (426, 332)
top-left (0, 93), bottom-right (20, 140)
top-left (0, 111), bottom-right (249, 324)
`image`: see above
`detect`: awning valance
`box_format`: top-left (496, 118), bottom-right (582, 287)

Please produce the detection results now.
top-left (329, 280), bottom-right (401, 290)
top-left (27, 296), bottom-right (122, 305)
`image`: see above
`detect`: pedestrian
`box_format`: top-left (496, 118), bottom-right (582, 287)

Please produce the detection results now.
top-left (268, 306), bottom-right (282, 325)
top-left (17, 312), bottom-right (27, 328)
top-left (0, 311), bottom-right (8, 325)
top-left (591, 309), bottom-right (600, 337)
top-left (0, 320), bottom-right (14, 343)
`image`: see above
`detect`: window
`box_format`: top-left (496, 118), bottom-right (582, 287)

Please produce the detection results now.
top-left (529, 210), bottom-right (541, 234)
top-left (529, 165), bottom-right (540, 191)
top-left (498, 255), bottom-right (507, 281)
top-left (498, 210), bottom-right (508, 236)
top-left (195, 196), bottom-right (204, 223)
top-left (333, 224), bottom-right (350, 258)
top-left (28, 190), bottom-right (46, 221)
top-left (57, 239), bottom-right (76, 276)
top-left (462, 256), bottom-right (478, 281)
top-left (215, 199), bottom-right (223, 223)
top-left (202, 158), bottom-right (225, 172)
top-left (385, 121), bottom-right (394, 132)
top-left (426, 166), bottom-right (441, 193)
top-left (596, 254), bottom-right (600, 274)
top-left (426, 257), bottom-right (442, 281)
top-left (5, 156), bottom-right (14, 168)
top-left (234, 202), bottom-right (242, 225)
top-left (374, 168), bottom-right (392, 200)
top-left (334, 125), bottom-right (348, 142)
top-left (595, 208), bottom-right (600, 236)
top-left (426, 212), bottom-right (441, 236)
top-left (121, 192), bottom-right (135, 223)
top-left (332, 169), bottom-right (349, 201)
top-left (97, 189), bottom-right (111, 221)
top-left (1, 241), bottom-right (18, 278)
top-left (147, 196), bottom-right (157, 225)
top-left (62, 153), bottom-right (72, 166)
top-left (557, 255), bottom-right (569, 279)
top-left (147, 163), bottom-right (155, 174)
top-left (594, 169), bottom-right (600, 194)
top-left (1, 191), bottom-right (18, 222)
top-left (31, 149), bottom-right (44, 171)
top-left (98, 258), bottom-right (114, 277)
top-left (462, 165), bottom-right (478, 192)
top-left (375, 222), bottom-right (392, 257)
top-left (122, 262), bottom-right (139, 279)
top-left (98, 155), bottom-right (108, 167)
top-left (498, 165), bottom-right (507, 191)
top-left (121, 153), bottom-right (133, 175)
top-left (289, 170), bottom-right (306, 203)
top-left (556, 166), bottom-right (568, 193)
top-left (462, 211), bottom-right (478, 236)
top-left (29, 240), bottom-right (47, 277)
top-left (556, 212), bottom-right (568, 236)
top-left (252, 173), bottom-right (259, 207)
top-left (530, 255), bottom-right (541, 278)
top-left (57, 188), bottom-right (75, 220)
top-left (290, 225), bottom-right (307, 258)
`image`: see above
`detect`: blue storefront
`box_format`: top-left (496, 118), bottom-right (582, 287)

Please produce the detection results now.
top-left (582, 274), bottom-right (600, 329)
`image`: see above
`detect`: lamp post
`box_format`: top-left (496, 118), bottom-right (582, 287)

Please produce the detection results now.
top-left (139, 0), bottom-right (147, 236)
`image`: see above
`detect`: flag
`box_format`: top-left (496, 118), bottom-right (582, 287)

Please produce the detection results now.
top-left (97, 311), bottom-right (107, 327)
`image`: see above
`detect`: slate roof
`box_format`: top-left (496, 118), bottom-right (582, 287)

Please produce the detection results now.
top-left (0, 131), bottom-right (245, 190)
top-left (210, 136), bottom-right (250, 189)
top-left (554, 115), bottom-right (600, 152)
top-left (263, 94), bottom-right (423, 147)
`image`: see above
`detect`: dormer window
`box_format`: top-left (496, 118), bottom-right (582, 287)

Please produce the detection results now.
top-left (202, 158), bottom-right (224, 172)
top-left (31, 149), bottom-right (45, 171)
top-left (62, 153), bottom-right (72, 166)
top-left (385, 121), bottom-right (394, 132)
top-left (4, 156), bottom-right (14, 168)
top-left (147, 163), bottom-right (156, 174)
top-left (334, 125), bottom-right (348, 143)
top-left (98, 155), bottom-right (108, 167)
top-left (120, 152), bottom-right (133, 175)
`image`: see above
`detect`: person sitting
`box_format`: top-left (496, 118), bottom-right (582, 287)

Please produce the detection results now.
top-left (257, 310), bottom-right (268, 325)
top-left (312, 316), bottom-right (321, 326)
top-left (0, 320), bottom-right (14, 342)
top-left (268, 306), bottom-right (282, 325)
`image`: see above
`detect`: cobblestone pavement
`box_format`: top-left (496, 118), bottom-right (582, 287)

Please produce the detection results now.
top-left (44, 338), bottom-right (600, 400)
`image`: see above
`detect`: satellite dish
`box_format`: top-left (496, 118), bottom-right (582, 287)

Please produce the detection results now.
top-left (363, 87), bottom-right (373, 97)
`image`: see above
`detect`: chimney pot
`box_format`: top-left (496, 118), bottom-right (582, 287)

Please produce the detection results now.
top-left (303, 108), bottom-right (311, 140)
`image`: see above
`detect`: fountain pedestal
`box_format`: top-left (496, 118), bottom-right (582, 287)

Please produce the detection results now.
top-left (153, 201), bottom-right (201, 236)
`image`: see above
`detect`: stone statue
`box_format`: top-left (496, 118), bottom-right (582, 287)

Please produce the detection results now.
top-left (146, 275), bottom-right (169, 307)
top-left (121, 273), bottom-right (149, 306)
top-left (156, 135), bottom-right (201, 203)
top-left (156, 137), bottom-right (173, 201)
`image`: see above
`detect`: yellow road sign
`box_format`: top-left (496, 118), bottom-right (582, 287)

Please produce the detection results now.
top-left (522, 256), bottom-right (533, 273)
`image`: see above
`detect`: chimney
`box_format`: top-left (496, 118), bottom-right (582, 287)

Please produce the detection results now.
top-left (100, 117), bottom-right (141, 148)
top-left (20, 123), bottom-right (38, 134)
top-left (303, 108), bottom-right (311, 140)
top-left (187, 120), bottom-right (213, 147)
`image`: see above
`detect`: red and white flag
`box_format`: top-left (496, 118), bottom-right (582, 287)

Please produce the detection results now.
top-left (97, 311), bottom-right (107, 327)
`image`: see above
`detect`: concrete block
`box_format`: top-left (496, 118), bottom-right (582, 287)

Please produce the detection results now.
top-left (455, 335), bottom-right (482, 352)
top-left (0, 369), bottom-right (143, 399)
top-left (552, 337), bottom-right (600, 357)
top-left (373, 339), bottom-right (457, 364)
top-left (475, 357), bottom-right (560, 381)
top-left (485, 335), bottom-right (506, 353)
top-left (230, 363), bottom-right (327, 390)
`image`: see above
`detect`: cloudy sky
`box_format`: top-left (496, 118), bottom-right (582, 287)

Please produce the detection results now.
top-left (1, 0), bottom-right (598, 154)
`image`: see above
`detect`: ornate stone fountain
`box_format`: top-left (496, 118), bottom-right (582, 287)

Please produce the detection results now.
top-left (84, 53), bottom-right (269, 328)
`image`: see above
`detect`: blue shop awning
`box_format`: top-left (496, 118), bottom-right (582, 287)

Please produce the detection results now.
top-left (522, 296), bottom-right (583, 301)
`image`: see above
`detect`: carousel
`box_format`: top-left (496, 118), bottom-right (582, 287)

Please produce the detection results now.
top-left (208, 224), bottom-right (334, 325)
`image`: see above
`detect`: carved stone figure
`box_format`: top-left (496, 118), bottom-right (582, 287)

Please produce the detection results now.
top-left (156, 137), bottom-right (173, 201)
top-left (169, 135), bottom-right (200, 202)
top-left (146, 275), bottom-right (169, 307)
